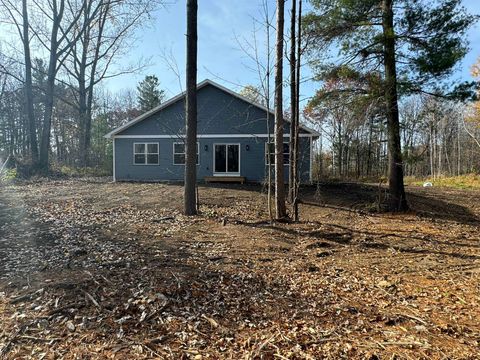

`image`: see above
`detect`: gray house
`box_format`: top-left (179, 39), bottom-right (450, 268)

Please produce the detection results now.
top-left (105, 79), bottom-right (318, 183)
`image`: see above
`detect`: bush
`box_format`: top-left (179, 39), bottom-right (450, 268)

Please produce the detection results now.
top-left (56, 165), bottom-right (111, 178)
top-left (0, 168), bottom-right (17, 181)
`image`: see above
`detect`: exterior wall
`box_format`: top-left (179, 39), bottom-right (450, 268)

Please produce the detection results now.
top-left (112, 82), bottom-right (315, 183)
top-left (114, 136), bottom-right (312, 183)
top-left (117, 83), bottom-right (305, 136)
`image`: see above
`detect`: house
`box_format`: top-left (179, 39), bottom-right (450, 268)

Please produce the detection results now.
top-left (105, 79), bottom-right (319, 183)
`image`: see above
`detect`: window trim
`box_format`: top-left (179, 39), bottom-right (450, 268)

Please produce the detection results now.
top-left (133, 142), bottom-right (159, 165)
top-left (265, 142), bottom-right (290, 166)
top-left (172, 141), bottom-right (200, 165)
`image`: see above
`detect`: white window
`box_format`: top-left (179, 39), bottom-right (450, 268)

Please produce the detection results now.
top-left (173, 142), bottom-right (199, 165)
top-left (134, 142), bottom-right (159, 165)
top-left (265, 142), bottom-right (290, 165)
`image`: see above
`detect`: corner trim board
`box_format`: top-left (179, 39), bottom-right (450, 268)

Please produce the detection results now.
top-left (309, 136), bottom-right (313, 184)
top-left (113, 137), bottom-right (116, 182)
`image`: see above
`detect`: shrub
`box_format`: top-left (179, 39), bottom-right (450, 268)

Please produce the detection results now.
top-left (0, 168), bottom-right (17, 181)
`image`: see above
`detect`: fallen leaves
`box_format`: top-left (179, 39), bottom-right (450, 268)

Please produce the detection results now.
top-left (0, 179), bottom-right (479, 359)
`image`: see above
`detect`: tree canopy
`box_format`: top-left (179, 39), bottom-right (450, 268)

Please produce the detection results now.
top-left (303, 0), bottom-right (477, 211)
top-left (304, 0), bottom-right (477, 99)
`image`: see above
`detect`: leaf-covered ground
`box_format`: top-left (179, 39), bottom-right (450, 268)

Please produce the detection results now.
top-left (0, 179), bottom-right (479, 359)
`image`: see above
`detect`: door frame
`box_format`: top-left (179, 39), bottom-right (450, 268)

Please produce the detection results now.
top-left (213, 143), bottom-right (241, 176)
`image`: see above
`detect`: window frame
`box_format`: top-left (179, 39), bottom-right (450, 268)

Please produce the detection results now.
top-left (172, 141), bottom-right (200, 165)
top-left (133, 142), bottom-right (159, 165)
top-left (213, 143), bottom-right (241, 175)
top-left (265, 142), bottom-right (290, 166)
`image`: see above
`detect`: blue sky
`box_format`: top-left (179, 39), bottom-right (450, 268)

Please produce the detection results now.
top-left (106, 0), bottom-right (480, 106)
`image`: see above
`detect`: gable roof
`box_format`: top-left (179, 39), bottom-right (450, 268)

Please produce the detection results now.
top-left (104, 79), bottom-right (320, 138)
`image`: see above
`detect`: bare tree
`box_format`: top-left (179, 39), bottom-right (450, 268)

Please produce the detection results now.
top-left (288, 0), bottom-right (302, 221)
top-left (184, 0), bottom-right (198, 216)
top-left (64, 0), bottom-right (160, 167)
top-left (265, 2), bottom-right (273, 221)
top-left (463, 115), bottom-right (480, 150)
top-left (292, 0), bottom-right (302, 221)
top-left (274, 0), bottom-right (287, 219)
top-left (21, 0), bottom-right (37, 163)
top-left (234, 0), bottom-right (275, 220)
top-left (0, 0), bottom-right (38, 163)
top-left (288, 0), bottom-right (297, 203)
top-left (33, 0), bottom-right (101, 171)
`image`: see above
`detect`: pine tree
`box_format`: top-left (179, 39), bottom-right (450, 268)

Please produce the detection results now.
top-left (304, 0), bottom-right (476, 211)
top-left (137, 75), bottom-right (165, 112)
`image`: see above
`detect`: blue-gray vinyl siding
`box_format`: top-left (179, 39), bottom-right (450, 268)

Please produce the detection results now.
top-left (112, 82), bottom-right (315, 183)
top-left (118, 83), bottom-right (309, 136)
top-left (114, 137), bottom-right (311, 183)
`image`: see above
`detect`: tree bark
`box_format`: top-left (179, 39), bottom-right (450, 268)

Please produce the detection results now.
top-left (274, 0), bottom-right (287, 219)
top-left (77, 9), bottom-right (90, 168)
top-left (39, 0), bottom-right (64, 171)
top-left (77, 1), bottom-right (108, 168)
top-left (382, 0), bottom-right (408, 211)
top-left (184, 0), bottom-right (198, 216)
top-left (265, 0), bottom-right (273, 221)
top-left (292, 0), bottom-right (302, 221)
top-left (22, 0), bottom-right (38, 164)
top-left (78, 45), bottom-right (88, 167)
top-left (288, 0), bottom-right (296, 203)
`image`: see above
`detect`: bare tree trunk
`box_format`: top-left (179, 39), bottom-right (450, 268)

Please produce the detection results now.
top-left (274, 0), bottom-right (287, 219)
top-left (367, 117), bottom-right (373, 176)
top-left (438, 121), bottom-right (443, 177)
top-left (429, 123), bottom-right (435, 180)
top-left (78, 43), bottom-right (88, 167)
top-left (265, 0), bottom-right (273, 221)
top-left (457, 119), bottom-right (461, 175)
top-left (184, 0), bottom-right (198, 216)
top-left (39, 0), bottom-right (64, 172)
top-left (36, 0), bottom-right (100, 171)
top-left (462, 114), bottom-right (480, 150)
top-left (292, 0), bottom-right (302, 222)
top-left (382, 0), bottom-right (408, 211)
top-left (77, 4), bottom-right (91, 168)
top-left (22, 0), bottom-right (38, 164)
top-left (338, 121), bottom-right (342, 176)
top-left (288, 0), bottom-right (296, 203)
top-left (74, 0), bottom-right (138, 168)
top-left (39, 63), bottom-right (57, 171)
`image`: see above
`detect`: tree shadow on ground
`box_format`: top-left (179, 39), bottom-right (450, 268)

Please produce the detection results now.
top-left (235, 217), bottom-right (480, 259)
top-left (0, 208), bottom-right (352, 358)
top-left (302, 182), bottom-right (480, 225)
top-left (200, 181), bottom-right (479, 226)
top-left (1, 180), bottom-right (479, 358)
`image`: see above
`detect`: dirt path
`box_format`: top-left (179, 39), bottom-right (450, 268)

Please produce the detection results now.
top-left (0, 179), bottom-right (479, 359)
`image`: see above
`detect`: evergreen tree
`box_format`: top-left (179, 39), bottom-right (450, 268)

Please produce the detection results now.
top-left (303, 0), bottom-right (477, 211)
top-left (137, 75), bottom-right (165, 112)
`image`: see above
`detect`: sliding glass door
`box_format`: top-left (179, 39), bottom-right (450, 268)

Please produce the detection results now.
top-left (214, 144), bottom-right (240, 176)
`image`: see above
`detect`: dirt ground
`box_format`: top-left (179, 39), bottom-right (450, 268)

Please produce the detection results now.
top-left (0, 179), bottom-right (479, 359)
